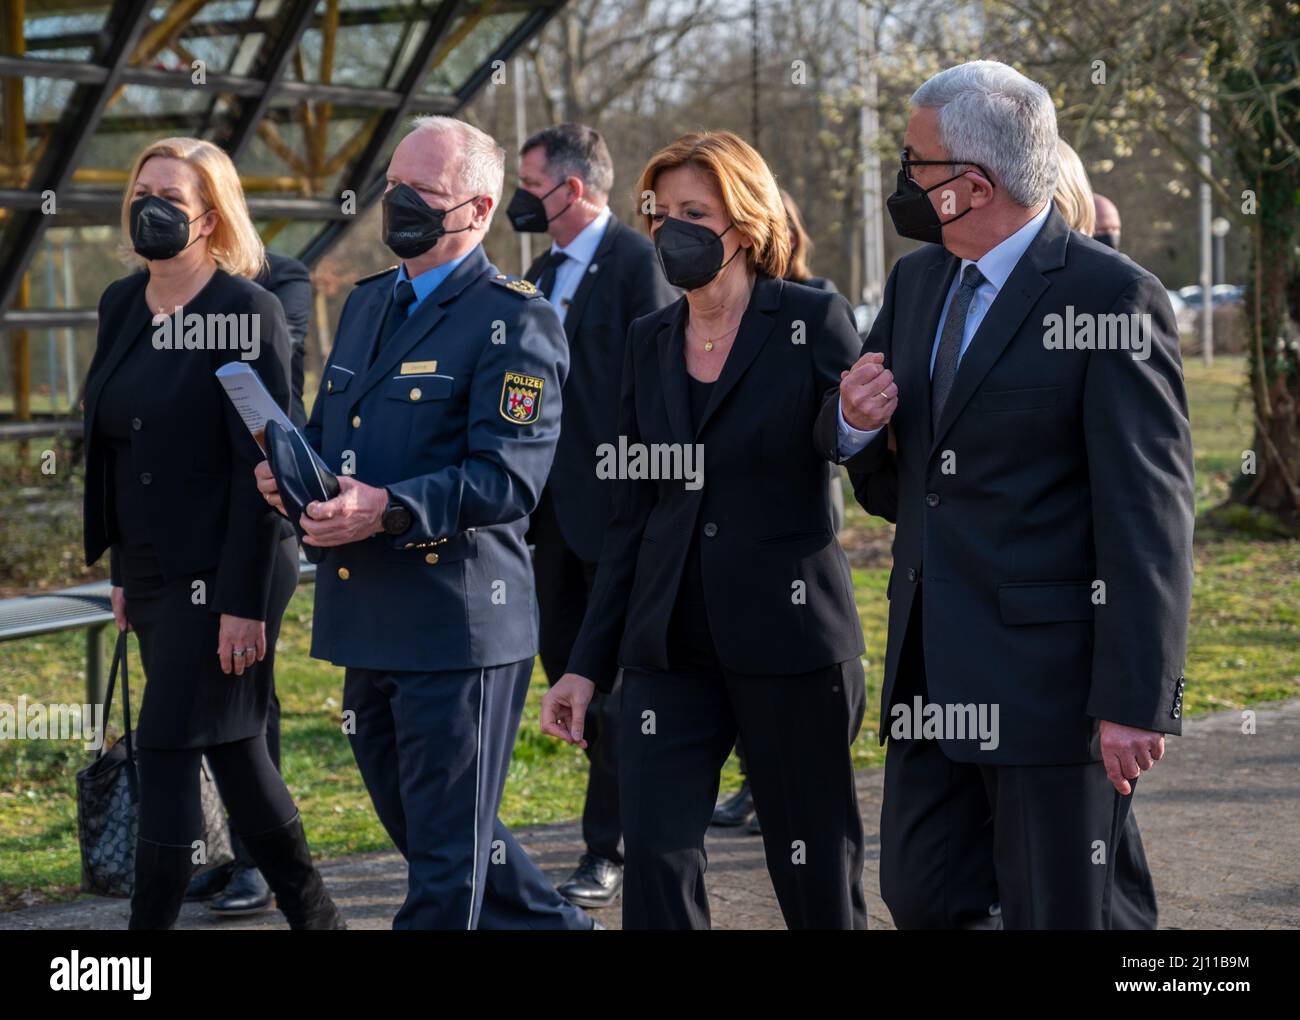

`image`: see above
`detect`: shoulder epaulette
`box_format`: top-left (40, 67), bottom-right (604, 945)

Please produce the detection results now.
top-left (488, 273), bottom-right (542, 298)
top-left (355, 265), bottom-right (399, 286)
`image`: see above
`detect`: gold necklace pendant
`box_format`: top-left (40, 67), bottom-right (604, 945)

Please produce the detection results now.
top-left (704, 340), bottom-right (714, 352)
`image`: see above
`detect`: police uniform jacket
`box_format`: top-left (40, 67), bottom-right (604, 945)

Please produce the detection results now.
top-left (304, 245), bottom-right (568, 673)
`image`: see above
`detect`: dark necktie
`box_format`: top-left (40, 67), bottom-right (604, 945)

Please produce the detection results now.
top-left (930, 264), bottom-right (986, 431)
top-left (369, 278), bottom-right (417, 367)
top-left (535, 250), bottom-right (570, 302)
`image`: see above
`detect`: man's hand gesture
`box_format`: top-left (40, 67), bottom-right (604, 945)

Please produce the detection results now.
top-left (839, 351), bottom-right (898, 432)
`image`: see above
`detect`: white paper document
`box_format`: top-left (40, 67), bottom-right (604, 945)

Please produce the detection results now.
top-left (215, 362), bottom-right (293, 450)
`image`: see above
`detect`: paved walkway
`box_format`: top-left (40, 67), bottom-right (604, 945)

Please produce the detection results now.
top-left (3, 700), bottom-right (1296, 930)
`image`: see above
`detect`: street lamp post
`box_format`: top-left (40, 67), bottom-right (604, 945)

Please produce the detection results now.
top-left (1212, 215), bottom-right (1230, 286)
top-left (1198, 103), bottom-right (1214, 367)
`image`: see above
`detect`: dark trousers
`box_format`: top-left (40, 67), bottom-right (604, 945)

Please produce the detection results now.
top-left (619, 660), bottom-right (868, 929)
top-left (229, 689), bottom-right (279, 868)
top-left (137, 733), bottom-right (296, 846)
top-left (879, 588), bottom-right (1157, 929)
top-left (730, 470), bottom-right (844, 782)
top-left (228, 534), bottom-right (297, 869)
top-left (342, 657), bottom-right (592, 930)
top-left (532, 496), bottom-right (623, 864)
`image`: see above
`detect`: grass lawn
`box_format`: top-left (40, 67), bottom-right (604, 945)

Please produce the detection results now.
top-left (1, 355), bottom-right (1296, 909)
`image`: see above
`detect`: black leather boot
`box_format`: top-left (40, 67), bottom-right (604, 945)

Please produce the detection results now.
top-left (128, 838), bottom-right (196, 930)
top-left (236, 813), bottom-right (345, 930)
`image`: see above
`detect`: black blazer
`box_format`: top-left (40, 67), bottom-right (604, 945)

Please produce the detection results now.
top-left (567, 272), bottom-right (866, 690)
top-left (83, 268), bottom-right (292, 620)
top-left (257, 252), bottom-right (313, 427)
top-left (525, 216), bottom-right (678, 562)
top-left (814, 208), bottom-right (1195, 765)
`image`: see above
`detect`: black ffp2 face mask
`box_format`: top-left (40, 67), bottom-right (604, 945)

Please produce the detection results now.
top-left (886, 165), bottom-right (985, 245)
top-left (1094, 231), bottom-right (1119, 250)
top-left (130, 195), bottom-right (208, 261)
top-left (506, 180), bottom-right (571, 233)
top-left (382, 182), bottom-right (478, 259)
top-left (653, 216), bottom-right (739, 290)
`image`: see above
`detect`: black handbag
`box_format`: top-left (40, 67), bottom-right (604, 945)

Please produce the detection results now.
top-left (264, 419), bottom-right (340, 564)
top-left (76, 631), bottom-right (236, 897)
top-left (76, 630), bottom-right (139, 897)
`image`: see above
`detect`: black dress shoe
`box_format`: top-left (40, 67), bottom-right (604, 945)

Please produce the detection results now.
top-left (184, 860), bottom-right (234, 902)
top-left (207, 865), bottom-right (273, 916)
top-left (557, 853), bottom-right (623, 909)
top-left (711, 780), bottom-right (755, 827)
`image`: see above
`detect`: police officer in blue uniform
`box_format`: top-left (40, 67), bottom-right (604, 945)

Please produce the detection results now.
top-left (255, 116), bottom-right (593, 930)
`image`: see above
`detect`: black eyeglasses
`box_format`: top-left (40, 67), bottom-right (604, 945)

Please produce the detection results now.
top-left (900, 154), bottom-right (993, 186)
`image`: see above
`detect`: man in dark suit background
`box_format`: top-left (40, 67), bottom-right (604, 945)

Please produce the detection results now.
top-left (507, 123), bottom-right (676, 908)
top-left (818, 60), bottom-right (1194, 929)
top-left (261, 252), bottom-right (314, 429)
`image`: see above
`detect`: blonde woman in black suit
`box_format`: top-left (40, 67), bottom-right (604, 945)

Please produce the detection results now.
top-left (83, 137), bottom-right (341, 930)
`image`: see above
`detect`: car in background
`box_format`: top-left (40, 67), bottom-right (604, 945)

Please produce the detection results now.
top-left (1178, 283), bottom-right (1245, 309)
top-left (1165, 289), bottom-right (1191, 332)
top-left (853, 302), bottom-right (880, 339)
top-left (1175, 284), bottom-right (1245, 337)
top-left (1212, 284), bottom-right (1246, 306)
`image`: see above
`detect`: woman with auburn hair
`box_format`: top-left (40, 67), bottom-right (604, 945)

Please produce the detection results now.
top-left (83, 137), bottom-right (342, 929)
top-left (542, 130), bottom-right (869, 929)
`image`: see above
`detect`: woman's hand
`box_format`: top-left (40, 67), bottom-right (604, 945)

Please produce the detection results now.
top-left (110, 586), bottom-right (130, 632)
top-left (217, 614), bottom-right (266, 676)
top-left (540, 673), bottom-right (597, 748)
top-left (254, 459), bottom-right (285, 514)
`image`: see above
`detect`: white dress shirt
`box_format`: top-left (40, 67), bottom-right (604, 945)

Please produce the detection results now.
top-left (543, 205), bottom-right (611, 326)
top-left (837, 201), bottom-right (1053, 457)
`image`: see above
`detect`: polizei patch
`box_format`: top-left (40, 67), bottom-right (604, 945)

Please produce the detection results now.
top-left (500, 371), bottom-right (544, 424)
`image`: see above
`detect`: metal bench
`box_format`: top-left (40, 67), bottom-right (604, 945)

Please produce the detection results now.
top-left (0, 560), bottom-right (316, 705)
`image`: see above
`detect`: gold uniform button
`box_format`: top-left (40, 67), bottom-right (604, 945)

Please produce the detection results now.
top-left (404, 542), bottom-right (414, 549)
top-left (351, 414), bottom-right (361, 428)
top-left (337, 567), bottom-right (350, 580)
top-left (409, 387), bottom-right (422, 401)
top-left (326, 379), bottom-right (333, 392)
top-left (424, 552), bottom-right (439, 565)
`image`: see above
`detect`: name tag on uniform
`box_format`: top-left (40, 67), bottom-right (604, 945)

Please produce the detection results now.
top-left (400, 360), bottom-right (438, 375)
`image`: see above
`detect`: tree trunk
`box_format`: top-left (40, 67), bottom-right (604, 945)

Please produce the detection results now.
top-left (1235, 177), bottom-right (1300, 526)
